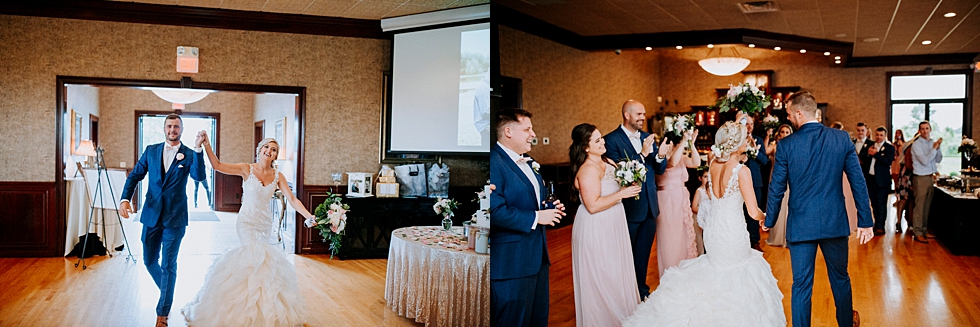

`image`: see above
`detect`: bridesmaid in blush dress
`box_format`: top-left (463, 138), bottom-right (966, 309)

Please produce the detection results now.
top-left (568, 124), bottom-right (642, 327)
top-left (655, 129), bottom-right (701, 277)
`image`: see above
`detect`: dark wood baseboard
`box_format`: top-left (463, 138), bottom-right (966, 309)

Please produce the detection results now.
top-left (0, 182), bottom-right (60, 257)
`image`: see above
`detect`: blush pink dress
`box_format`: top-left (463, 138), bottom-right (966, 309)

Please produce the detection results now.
top-left (655, 164), bottom-right (698, 277)
top-left (571, 162), bottom-right (640, 327)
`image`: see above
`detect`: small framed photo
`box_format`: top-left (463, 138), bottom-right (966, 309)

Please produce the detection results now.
top-left (347, 172), bottom-right (374, 197)
top-left (70, 109), bottom-right (83, 154)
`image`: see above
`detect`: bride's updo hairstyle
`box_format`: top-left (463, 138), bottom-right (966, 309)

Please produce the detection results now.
top-left (711, 121), bottom-right (747, 162)
top-left (255, 138), bottom-right (279, 168)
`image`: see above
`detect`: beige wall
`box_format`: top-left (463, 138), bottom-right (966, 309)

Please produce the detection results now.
top-left (0, 14), bottom-right (489, 186)
top-left (499, 25), bottom-right (979, 166)
top-left (97, 86), bottom-right (255, 170)
top-left (499, 26), bottom-right (661, 164)
top-left (0, 14), bottom-right (388, 184)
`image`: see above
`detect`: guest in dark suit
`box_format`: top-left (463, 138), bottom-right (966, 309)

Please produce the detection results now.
top-left (766, 92), bottom-right (874, 327)
top-left (742, 116), bottom-right (769, 251)
top-left (854, 122), bottom-right (873, 172)
top-left (867, 126), bottom-right (895, 235)
top-left (490, 108), bottom-right (566, 327)
top-left (119, 114), bottom-right (206, 327)
top-left (603, 100), bottom-right (671, 300)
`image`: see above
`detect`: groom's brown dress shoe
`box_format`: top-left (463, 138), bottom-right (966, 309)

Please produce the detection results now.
top-left (853, 310), bottom-right (860, 327)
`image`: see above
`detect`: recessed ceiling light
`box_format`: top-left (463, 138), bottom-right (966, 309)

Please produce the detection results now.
top-left (676, 46), bottom-right (683, 50)
top-left (834, 33), bottom-right (847, 38)
top-left (834, 56), bottom-right (841, 60)
top-left (800, 49), bottom-right (806, 53)
top-left (862, 37), bottom-right (880, 42)
top-left (922, 40), bottom-right (932, 45)
top-left (645, 47), bottom-right (653, 51)
top-left (824, 52), bottom-right (831, 56)
top-left (707, 44), bottom-right (714, 48)
top-left (835, 60), bottom-right (841, 64)
top-left (748, 44), bottom-right (756, 48)
top-left (944, 12), bottom-right (956, 17)
top-left (774, 46), bottom-right (781, 51)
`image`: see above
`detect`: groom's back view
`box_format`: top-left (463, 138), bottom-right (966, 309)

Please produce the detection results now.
top-left (765, 91), bottom-right (874, 327)
top-left (118, 114), bottom-right (206, 327)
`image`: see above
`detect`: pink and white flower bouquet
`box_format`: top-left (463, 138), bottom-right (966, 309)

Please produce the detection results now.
top-left (305, 192), bottom-right (349, 258)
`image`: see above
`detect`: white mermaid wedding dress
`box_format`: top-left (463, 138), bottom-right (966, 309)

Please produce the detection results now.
top-left (182, 166), bottom-right (306, 326)
top-left (622, 164), bottom-right (785, 327)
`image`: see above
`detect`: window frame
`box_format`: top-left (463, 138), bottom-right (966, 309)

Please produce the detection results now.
top-left (886, 70), bottom-right (973, 168)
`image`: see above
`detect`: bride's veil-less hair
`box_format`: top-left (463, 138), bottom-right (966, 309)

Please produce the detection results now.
top-left (255, 138), bottom-right (279, 168)
top-left (711, 121), bottom-right (747, 162)
top-left (569, 123), bottom-right (612, 198)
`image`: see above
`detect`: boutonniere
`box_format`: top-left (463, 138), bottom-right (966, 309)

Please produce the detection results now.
top-left (531, 161), bottom-right (540, 175)
top-left (176, 153), bottom-right (185, 161)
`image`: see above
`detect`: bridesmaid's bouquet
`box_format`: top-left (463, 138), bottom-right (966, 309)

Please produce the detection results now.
top-left (305, 192), bottom-right (350, 259)
top-left (615, 158), bottom-right (647, 200)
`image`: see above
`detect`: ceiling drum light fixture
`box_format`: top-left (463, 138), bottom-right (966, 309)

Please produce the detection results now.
top-left (146, 87), bottom-right (216, 104)
top-left (922, 40), bottom-right (932, 45)
top-left (698, 46), bottom-right (751, 76)
top-left (944, 12), bottom-right (956, 17)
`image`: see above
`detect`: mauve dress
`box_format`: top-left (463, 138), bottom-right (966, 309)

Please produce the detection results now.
top-left (571, 162), bottom-right (640, 327)
top-left (655, 164), bottom-right (698, 277)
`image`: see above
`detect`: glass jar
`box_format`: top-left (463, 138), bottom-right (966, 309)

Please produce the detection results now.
top-left (441, 214), bottom-right (453, 231)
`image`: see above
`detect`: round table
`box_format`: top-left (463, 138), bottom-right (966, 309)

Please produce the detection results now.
top-left (385, 226), bottom-right (490, 327)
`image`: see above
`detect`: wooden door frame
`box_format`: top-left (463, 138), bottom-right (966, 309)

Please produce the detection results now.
top-left (56, 76), bottom-right (307, 253)
top-left (254, 120), bottom-right (265, 149)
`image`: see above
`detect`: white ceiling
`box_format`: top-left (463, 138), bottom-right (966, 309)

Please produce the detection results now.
top-left (109, 0), bottom-right (489, 20)
top-left (494, 0), bottom-right (980, 57)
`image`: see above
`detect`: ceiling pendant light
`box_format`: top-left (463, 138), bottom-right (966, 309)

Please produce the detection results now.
top-left (698, 46), bottom-right (750, 76)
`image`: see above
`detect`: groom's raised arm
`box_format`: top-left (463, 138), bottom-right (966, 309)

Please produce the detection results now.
top-left (843, 140), bottom-right (873, 229)
top-left (764, 141), bottom-right (789, 228)
top-left (189, 147), bottom-right (206, 182)
top-left (120, 149), bottom-right (150, 202)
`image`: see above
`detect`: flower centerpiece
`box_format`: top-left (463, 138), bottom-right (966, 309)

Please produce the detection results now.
top-left (614, 155), bottom-right (647, 200)
top-left (304, 192), bottom-right (350, 259)
top-left (959, 136), bottom-right (978, 169)
top-left (712, 83), bottom-right (772, 116)
top-left (434, 197), bottom-right (460, 230)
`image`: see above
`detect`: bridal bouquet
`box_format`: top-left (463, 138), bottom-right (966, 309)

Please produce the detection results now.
top-left (615, 158), bottom-right (647, 199)
top-left (305, 192), bottom-right (349, 259)
top-left (665, 113), bottom-right (697, 138)
top-left (712, 83), bottom-right (772, 116)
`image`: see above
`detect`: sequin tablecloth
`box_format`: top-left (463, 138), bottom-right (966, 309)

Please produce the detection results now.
top-left (385, 226), bottom-right (490, 327)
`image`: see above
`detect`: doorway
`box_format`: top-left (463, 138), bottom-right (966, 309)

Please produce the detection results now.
top-left (136, 113), bottom-right (218, 212)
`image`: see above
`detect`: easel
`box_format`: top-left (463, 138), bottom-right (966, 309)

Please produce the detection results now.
top-left (75, 147), bottom-right (136, 269)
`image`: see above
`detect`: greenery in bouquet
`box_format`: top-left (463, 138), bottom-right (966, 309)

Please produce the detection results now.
top-left (306, 192), bottom-right (349, 259)
top-left (614, 156), bottom-right (647, 199)
top-left (433, 198), bottom-right (460, 218)
top-left (958, 136), bottom-right (977, 155)
top-left (665, 113), bottom-right (697, 143)
top-left (712, 83), bottom-right (772, 116)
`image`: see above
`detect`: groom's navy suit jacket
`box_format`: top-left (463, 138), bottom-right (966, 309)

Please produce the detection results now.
top-left (603, 127), bottom-right (668, 222)
top-left (120, 143), bottom-right (206, 228)
top-left (489, 144), bottom-right (549, 280)
top-left (765, 122), bottom-right (873, 242)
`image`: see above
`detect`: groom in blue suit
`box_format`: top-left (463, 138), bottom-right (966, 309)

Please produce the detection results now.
top-left (119, 114), bottom-right (206, 327)
top-left (604, 100), bottom-right (670, 300)
top-left (490, 108), bottom-right (565, 327)
top-left (766, 92), bottom-right (874, 327)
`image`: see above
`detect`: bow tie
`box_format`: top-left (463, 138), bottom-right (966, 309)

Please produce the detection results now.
top-left (628, 133), bottom-right (641, 141)
top-left (165, 144), bottom-right (179, 151)
top-left (516, 156), bottom-right (533, 165)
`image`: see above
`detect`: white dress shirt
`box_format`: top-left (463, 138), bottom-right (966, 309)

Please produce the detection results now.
top-left (854, 137), bottom-right (866, 153)
top-left (621, 125), bottom-right (643, 154)
top-left (120, 142), bottom-right (202, 206)
top-left (910, 136), bottom-right (942, 176)
top-left (497, 142), bottom-right (542, 230)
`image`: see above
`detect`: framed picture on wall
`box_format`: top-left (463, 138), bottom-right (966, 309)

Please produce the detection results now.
top-left (275, 117), bottom-right (286, 159)
top-left (70, 109), bottom-right (83, 154)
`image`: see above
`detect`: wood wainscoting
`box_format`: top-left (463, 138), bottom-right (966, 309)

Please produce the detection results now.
top-left (0, 182), bottom-right (61, 257)
top-left (213, 173), bottom-right (243, 212)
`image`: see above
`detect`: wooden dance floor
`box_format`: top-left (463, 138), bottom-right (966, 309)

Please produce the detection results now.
top-left (547, 198), bottom-right (980, 327)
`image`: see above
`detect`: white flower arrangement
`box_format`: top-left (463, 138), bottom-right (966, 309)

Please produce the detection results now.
top-left (305, 192), bottom-right (349, 259)
top-left (745, 143), bottom-right (759, 160)
top-left (713, 83), bottom-right (772, 115)
top-left (614, 159), bottom-right (647, 199)
top-left (761, 114), bottom-right (780, 130)
top-left (433, 197), bottom-right (460, 218)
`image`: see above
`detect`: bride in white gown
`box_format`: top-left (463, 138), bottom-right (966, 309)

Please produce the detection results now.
top-left (623, 117), bottom-right (786, 326)
top-left (182, 134), bottom-right (315, 327)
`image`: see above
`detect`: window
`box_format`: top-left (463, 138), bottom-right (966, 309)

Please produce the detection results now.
top-left (888, 71), bottom-right (973, 176)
